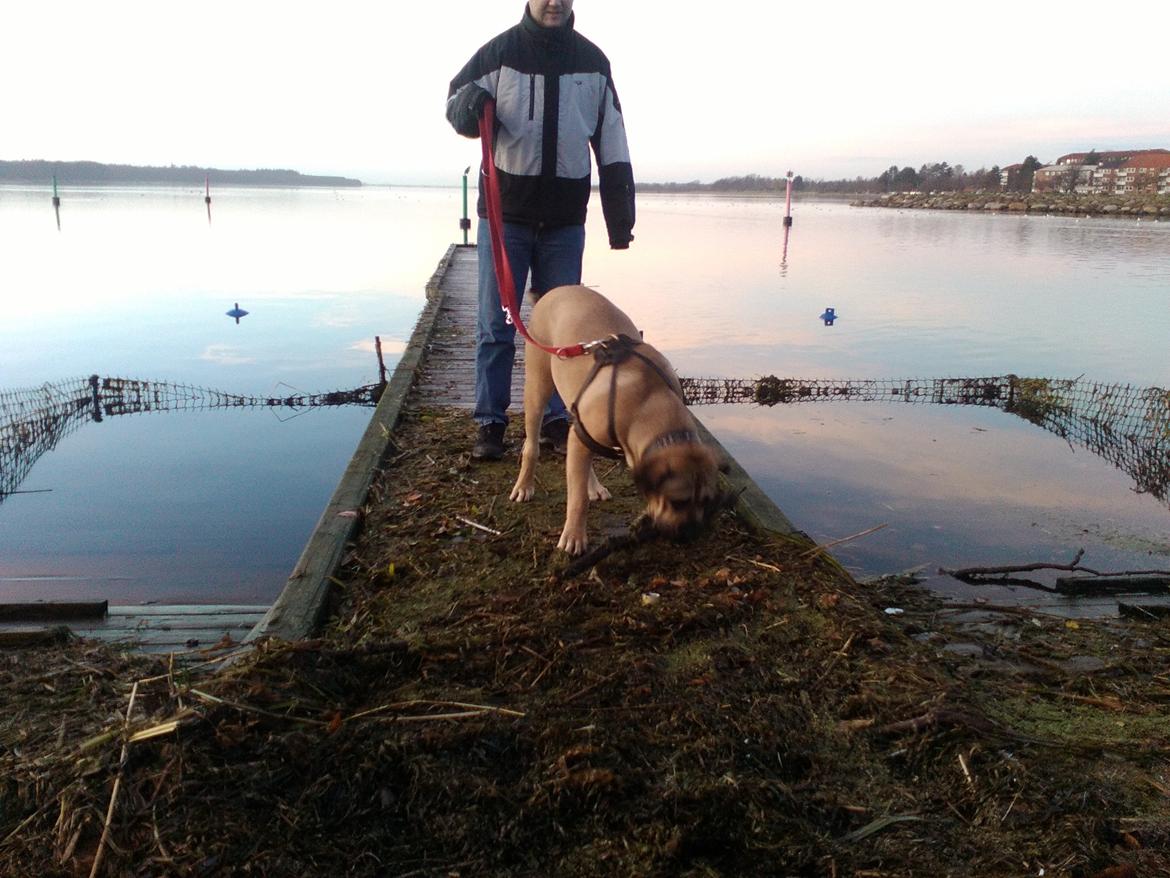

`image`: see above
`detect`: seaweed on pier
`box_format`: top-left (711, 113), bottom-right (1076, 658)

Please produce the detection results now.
top-left (2, 407), bottom-right (1169, 877)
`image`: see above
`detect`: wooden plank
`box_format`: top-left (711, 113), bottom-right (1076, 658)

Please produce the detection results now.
top-left (77, 628), bottom-right (246, 647)
top-left (0, 603), bottom-right (262, 655)
top-left (48, 604), bottom-right (263, 654)
top-left (415, 246), bottom-right (529, 411)
top-left (82, 616), bottom-right (262, 632)
top-left (0, 601), bottom-right (108, 622)
top-left (107, 605), bottom-right (268, 617)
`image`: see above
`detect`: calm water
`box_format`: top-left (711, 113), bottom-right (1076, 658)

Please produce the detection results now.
top-left (1, 185), bottom-right (451, 603)
top-left (2, 186), bottom-right (1168, 610)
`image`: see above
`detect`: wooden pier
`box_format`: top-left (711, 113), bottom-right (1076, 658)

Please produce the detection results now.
top-left (249, 243), bottom-right (798, 645)
top-left (0, 601), bottom-right (266, 654)
top-left (412, 244), bottom-right (528, 408)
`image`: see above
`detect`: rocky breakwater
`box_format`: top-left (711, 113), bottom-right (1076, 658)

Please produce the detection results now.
top-left (853, 191), bottom-right (1170, 217)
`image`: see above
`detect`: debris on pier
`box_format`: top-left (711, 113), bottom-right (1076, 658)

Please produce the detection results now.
top-left (3, 407), bottom-right (1168, 877)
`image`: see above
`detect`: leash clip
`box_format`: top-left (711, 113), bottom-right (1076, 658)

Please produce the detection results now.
top-left (579, 337), bottom-right (611, 356)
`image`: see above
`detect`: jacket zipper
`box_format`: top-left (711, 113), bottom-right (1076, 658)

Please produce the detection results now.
top-left (528, 74), bottom-right (536, 121)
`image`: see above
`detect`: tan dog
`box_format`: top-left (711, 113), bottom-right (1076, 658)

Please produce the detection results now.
top-left (509, 285), bottom-right (725, 555)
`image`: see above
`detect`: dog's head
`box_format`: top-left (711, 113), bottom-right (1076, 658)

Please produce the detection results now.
top-left (633, 438), bottom-right (729, 542)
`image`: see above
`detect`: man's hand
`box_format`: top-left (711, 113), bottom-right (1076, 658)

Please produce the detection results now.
top-left (609, 233), bottom-right (634, 250)
top-left (449, 83), bottom-right (490, 138)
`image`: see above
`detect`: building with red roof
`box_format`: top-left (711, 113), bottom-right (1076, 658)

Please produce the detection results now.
top-left (1033, 149), bottom-right (1170, 195)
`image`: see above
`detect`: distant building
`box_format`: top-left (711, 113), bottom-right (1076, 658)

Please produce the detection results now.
top-left (1033, 149), bottom-right (1170, 195)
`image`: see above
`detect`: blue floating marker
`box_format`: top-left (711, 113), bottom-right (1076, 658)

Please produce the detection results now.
top-left (820, 307), bottom-right (837, 326)
top-left (226, 303), bottom-right (249, 324)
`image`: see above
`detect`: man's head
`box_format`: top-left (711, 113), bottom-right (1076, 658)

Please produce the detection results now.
top-left (528, 0), bottom-right (573, 28)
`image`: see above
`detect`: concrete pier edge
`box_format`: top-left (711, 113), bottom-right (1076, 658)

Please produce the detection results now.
top-left (247, 244), bottom-right (802, 644)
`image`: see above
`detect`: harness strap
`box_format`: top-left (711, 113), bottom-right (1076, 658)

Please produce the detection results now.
top-left (570, 339), bottom-right (627, 460)
top-left (568, 334), bottom-right (690, 461)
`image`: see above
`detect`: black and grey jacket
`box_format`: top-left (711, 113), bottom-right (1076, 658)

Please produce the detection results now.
top-left (446, 7), bottom-right (635, 248)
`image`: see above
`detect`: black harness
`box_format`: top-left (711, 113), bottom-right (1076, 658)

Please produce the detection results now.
top-left (569, 334), bottom-right (695, 461)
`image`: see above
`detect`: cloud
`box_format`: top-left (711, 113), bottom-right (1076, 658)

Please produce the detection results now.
top-left (350, 338), bottom-right (406, 355)
top-left (199, 344), bottom-right (255, 366)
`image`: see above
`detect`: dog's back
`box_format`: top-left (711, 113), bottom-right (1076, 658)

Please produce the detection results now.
top-left (530, 285), bottom-right (639, 345)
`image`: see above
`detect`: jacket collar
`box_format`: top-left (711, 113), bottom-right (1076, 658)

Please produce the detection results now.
top-left (520, 5), bottom-right (576, 41)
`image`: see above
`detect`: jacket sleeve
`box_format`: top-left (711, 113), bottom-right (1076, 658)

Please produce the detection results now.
top-left (446, 46), bottom-right (501, 140)
top-left (593, 76), bottom-right (636, 249)
top-left (447, 83), bottom-right (490, 139)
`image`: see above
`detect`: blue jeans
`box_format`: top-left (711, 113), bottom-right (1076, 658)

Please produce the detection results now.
top-left (475, 217), bottom-right (584, 426)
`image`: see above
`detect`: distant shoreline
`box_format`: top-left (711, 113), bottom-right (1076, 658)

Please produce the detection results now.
top-left (0, 160), bottom-right (361, 188)
top-left (853, 190), bottom-right (1170, 217)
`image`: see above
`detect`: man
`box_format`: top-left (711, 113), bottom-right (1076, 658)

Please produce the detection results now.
top-left (446, 0), bottom-right (635, 460)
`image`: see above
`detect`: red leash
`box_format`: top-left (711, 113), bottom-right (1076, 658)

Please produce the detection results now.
top-left (479, 99), bottom-right (587, 358)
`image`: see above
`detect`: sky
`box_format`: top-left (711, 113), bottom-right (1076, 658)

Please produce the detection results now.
top-left (5, 1), bottom-right (1169, 186)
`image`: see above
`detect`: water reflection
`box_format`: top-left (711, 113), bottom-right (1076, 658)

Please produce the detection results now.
top-left (0, 375), bottom-right (381, 506)
top-left (779, 223), bottom-right (791, 276)
top-left (680, 374), bottom-right (1170, 510)
top-left (4, 189), bottom-right (1166, 602)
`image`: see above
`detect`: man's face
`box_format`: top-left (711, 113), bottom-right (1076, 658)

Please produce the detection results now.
top-left (528, 0), bottom-right (572, 27)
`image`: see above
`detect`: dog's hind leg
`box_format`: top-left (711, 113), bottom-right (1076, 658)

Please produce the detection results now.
top-left (510, 344), bottom-right (553, 502)
top-left (587, 464), bottom-right (611, 501)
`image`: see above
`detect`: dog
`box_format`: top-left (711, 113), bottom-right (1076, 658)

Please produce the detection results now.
top-left (509, 284), bottom-right (725, 555)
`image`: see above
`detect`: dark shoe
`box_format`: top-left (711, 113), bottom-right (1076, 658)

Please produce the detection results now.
top-left (539, 417), bottom-right (570, 455)
top-left (471, 422), bottom-right (507, 461)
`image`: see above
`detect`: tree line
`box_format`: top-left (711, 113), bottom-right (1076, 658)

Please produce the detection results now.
top-left (641, 157), bottom-right (1045, 195)
top-left (0, 160), bottom-right (361, 188)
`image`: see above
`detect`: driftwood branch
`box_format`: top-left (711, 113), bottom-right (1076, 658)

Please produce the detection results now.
top-left (941, 549), bottom-right (1091, 579)
top-left (941, 549), bottom-right (1170, 594)
top-left (556, 515), bottom-right (658, 581)
top-left (556, 490), bottom-right (742, 581)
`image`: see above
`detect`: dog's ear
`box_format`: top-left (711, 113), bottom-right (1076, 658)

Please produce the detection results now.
top-left (689, 445), bottom-right (724, 484)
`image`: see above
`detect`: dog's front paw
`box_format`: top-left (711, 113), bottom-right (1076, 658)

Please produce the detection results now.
top-left (510, 480), bottom-right (535, 502)
top-left (557, 524), bottom-right (589, 556)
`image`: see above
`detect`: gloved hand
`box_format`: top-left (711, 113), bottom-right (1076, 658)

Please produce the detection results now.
top-left (609, 232), bottom-right (634, 250)
top-left (450, 83), bottom-right (490, 138)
